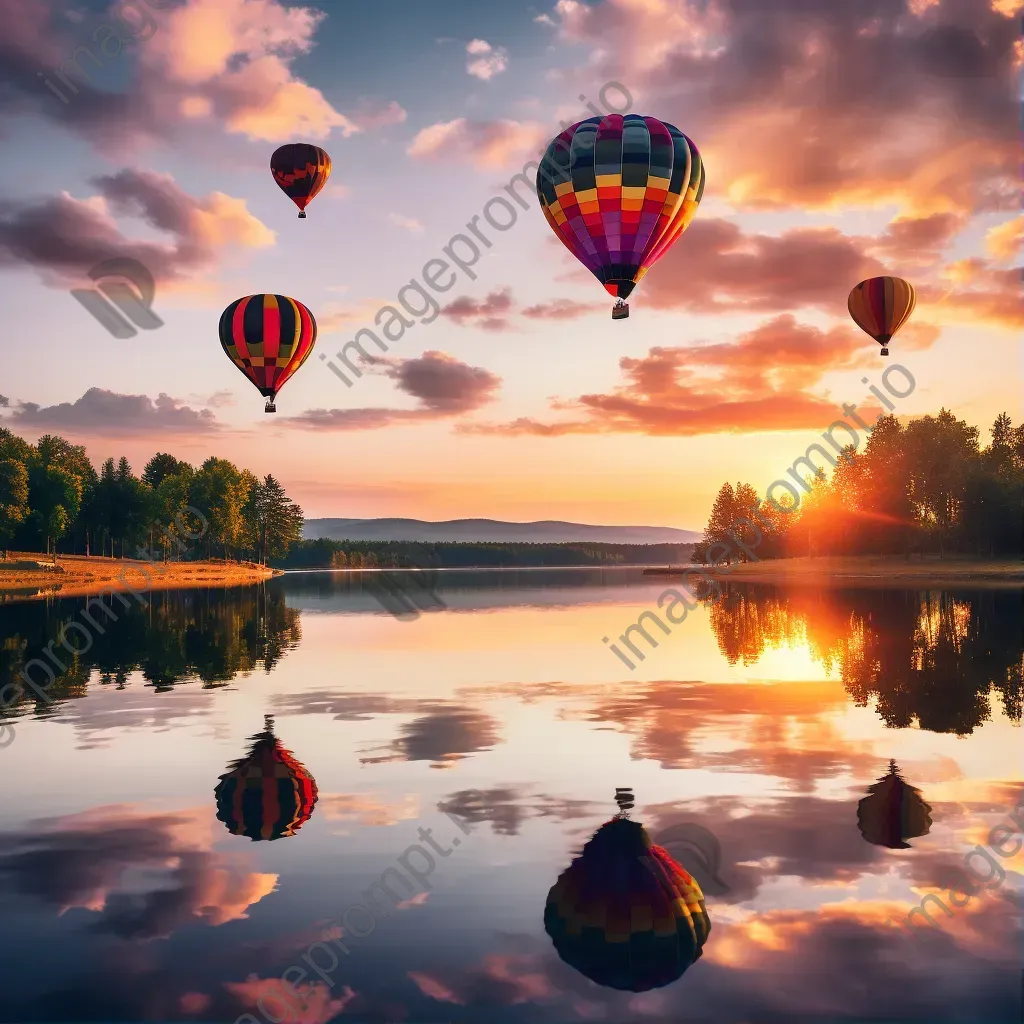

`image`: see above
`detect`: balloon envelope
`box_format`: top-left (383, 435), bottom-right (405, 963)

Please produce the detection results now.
top-left (270, 143), bottom-right (331, 217)
top-left (219, 294), bottom-right (317, 408)
top-left (536, 114), bottom-right (705, 313)
top-left (848, 277), bottom-right (916, 350)
top-left (544, 816), bottom-right (710, 991)
top-left (215, 717), bottom-right (318, 841)
top-left (857, 761), bottom-right (932, 849)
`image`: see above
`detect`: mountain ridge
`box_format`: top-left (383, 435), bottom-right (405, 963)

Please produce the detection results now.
top-left (303, 517), bottom-right (701, 545)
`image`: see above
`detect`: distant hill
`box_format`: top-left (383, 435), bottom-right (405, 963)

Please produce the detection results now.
top-left (303, 517), bottom-right (702, 545)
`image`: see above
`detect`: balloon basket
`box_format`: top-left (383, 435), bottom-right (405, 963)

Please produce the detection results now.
top-left (612, 301), bottom-right (630, 320)
top-left (880, 347), bottom-right (888, 356)
top-left (298, 211), bottom-right (306, 219)
top-left (265, 399), bottom-right (277, 414)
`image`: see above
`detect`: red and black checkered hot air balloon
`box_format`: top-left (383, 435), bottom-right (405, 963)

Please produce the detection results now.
top-left (215, 716), bottom-right (318, 841)
top-left (544, 789), bottom-right (711, 992)
top-left (219, 294), bottom-right (317, 413)
top-left (536, 115), bottom-right (705, 320)
top-left (270, 143), bottom-right (332, 219)
top-left (857, 760), bottom-right (933, 850)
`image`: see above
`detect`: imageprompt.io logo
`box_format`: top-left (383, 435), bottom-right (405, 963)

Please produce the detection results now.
top-left (652, 822), bottom-right (732, 897)
top-left (363, 561), bottom-right (447, 621)
top-left (71, 258), bottom-right (164, 338)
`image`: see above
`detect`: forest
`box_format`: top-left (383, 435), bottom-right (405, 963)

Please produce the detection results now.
top-left (694, 411), bottom-right (1024, 563)
top-left (275, 538), bottom-right (696, 570)
top-left (0, 429), bottom-right (303, 564)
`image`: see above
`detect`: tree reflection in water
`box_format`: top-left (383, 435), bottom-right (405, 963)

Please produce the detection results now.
top-left (697, 583), bottom-right (1023, 735)
top-left (0, 584), bottom-right (300, 722)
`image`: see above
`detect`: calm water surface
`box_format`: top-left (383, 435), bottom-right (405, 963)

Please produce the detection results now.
top-left (0, 569), bottom-right (1021, 1023)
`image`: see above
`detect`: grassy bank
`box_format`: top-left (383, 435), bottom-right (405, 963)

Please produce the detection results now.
top-left (644, 554), bottom-right (1024, 588)
top-left (0, 551), bottom-right (280, 602)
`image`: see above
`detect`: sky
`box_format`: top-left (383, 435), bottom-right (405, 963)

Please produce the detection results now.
top-left (0, 0), bottom-right (1020, 529)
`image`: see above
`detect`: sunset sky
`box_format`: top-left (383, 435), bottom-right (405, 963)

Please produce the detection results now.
top-left (0, 0), bottom-right (1019, 528)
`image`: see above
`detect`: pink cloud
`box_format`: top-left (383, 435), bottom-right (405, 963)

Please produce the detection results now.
top-left (407, 118), bottom-right (548, 169)
top-left (464, 314), bottom-right (893, 438)
top-left (542, 0), bottom-right (1019, 218)
top-left (0, 168), bottom-right (272, 289)
top-left (224, 975), bottom-right (355, 1024)
top-left (285, 352), bottom-right (501, 430)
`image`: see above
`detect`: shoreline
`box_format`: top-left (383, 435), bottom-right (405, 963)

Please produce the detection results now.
top-left (0, 552), bottom-right (281, 603)
top-left (643, 555), bottom-right (1024, 589)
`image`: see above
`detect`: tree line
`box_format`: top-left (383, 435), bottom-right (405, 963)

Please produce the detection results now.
top-left (274, 538), bottom-right (697, 570)
top-left (694, 411), bottom-right (1024, 562)
top-left (696, 585), bottom-right (1021, 734)
top-left (0, 430), bottom-right (303, 564)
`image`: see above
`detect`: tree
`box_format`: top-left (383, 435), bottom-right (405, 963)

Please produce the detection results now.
top-left (30, 465), bottom-right (81, 556)
top-left (246, 474), bottom-right (304, 564)
top-left (46, 505), bottom-right (70, 561)
top-left (116, 457), bottom-right (150, 557)
top-left (143, 453), bottom-right (191, 490)
top-left (190, 458), bottom-right (249, 558)
top-left (0, 458), bottom-right (29, 554)
top-left (904, 409), bottom-right (979, 557)
top-left (153, 467), bottom-right (194, 560)
top-left (701, 483), bottom-right (736, 561)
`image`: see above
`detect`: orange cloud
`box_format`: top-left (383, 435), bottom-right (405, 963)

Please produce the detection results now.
top-left (464, 314), bottom-right (886, 438)
top-left (224, 975), bottom-right (356, 1024)
top-left (143, 0), bottom-right (356, 141)
top-left (985, 215), bottom-right (1024, 261)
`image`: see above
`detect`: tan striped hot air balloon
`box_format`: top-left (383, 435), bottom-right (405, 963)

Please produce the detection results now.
top-left (848, 276), bottom-right (916, 357)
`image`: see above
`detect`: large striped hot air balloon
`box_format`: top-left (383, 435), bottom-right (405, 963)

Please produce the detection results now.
top-left (848, 276), bottom-right (916, 357)
top-left (215, 716), bottom-right (318, 841)
top-left (857, 760), bottom-right (932, 850)
top-left (544, 790), bottom-right (711, 992)
top-left (536, 114), bottom-right (705, 320)
top-left (270, 143), bottom-right (332, 219)
top-left (219, 294), bottom-right (317, 413)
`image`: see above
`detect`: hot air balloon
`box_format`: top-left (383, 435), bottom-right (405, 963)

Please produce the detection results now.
top-left (536, 115), bottom-right (705, 320)
top-left (848, 277), bottom-right (916, 356)
top-left (215, 716), bottom-right (318, 841)
top-left (219, 294), bottom-right (317, 413)
top-left (544, 790), bottom-right (711, 992)
top-left (270, 144), bottom-right (332, 219)
top-left (857, 760), bottom-right (932, 850)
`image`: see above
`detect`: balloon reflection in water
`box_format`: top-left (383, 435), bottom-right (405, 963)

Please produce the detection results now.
top-left (215, 716), bottom-right (318, 841)
top-left (544, 789), bottom-right (711, 992)
top-left (857, 760), bottom-right (933, 850)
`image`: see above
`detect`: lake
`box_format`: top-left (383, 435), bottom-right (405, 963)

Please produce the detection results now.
top-left (0, 569), bottom-right (1021, 1023)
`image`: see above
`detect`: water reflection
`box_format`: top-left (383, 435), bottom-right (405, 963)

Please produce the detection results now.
top-left (0, 585), bottom-right (300, 724)
top-left (701, 585), bottom-right (1023, 734)
top-left (544, 790), bottom-right (711, 993)
top-left (856, 759), bottom-right (933, 850)
top-left (0, 573), bottom-right (1019, 1021)
top-left (214, 715), bottom-right (318, 842)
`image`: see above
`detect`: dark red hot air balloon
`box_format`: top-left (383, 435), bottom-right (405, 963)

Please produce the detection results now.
top-left (271, 143), bottom-right (332, 219)
top-left (218, 293), bottom-right (317, 413)
top-left (857, 760), bottom-right (933, 849)
top-left (215, 716), bottom-right (318, 841)
top-left (544, 790), bottom-right (711, 992)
